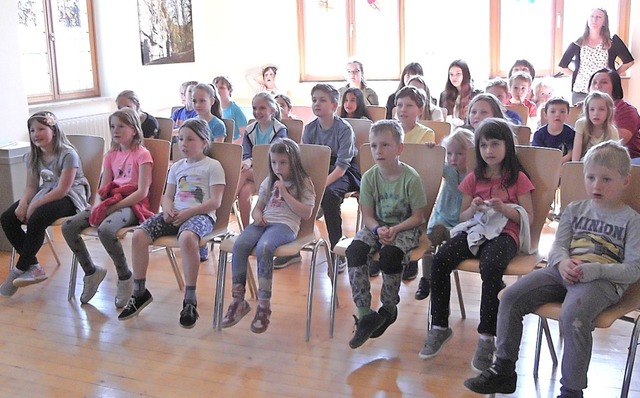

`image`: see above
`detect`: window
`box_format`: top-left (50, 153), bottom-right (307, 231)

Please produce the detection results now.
top-left (18, 0), bottom-right (99, 103)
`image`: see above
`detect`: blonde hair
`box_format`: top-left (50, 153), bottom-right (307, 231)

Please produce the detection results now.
top-left (108, 108), bottom-right (144, 151)
top-left (583, 140), bottom-right (630, 177)
top-left (580, 91), bottom-right (615, 153)
top-left (115, 90), bottom-right (141, 111)
top-left (443, 128), bottom-right (474, 151)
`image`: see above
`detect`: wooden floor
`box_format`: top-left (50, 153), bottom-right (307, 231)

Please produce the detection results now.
top-left (1, 199), bottom-right (638, 397)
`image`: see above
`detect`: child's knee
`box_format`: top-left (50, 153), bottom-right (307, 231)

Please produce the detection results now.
top-left (132, 228), bottom-right (152, 245)
top-left (178, 230), bottom-right (199, 249)
top-left (346, 240), bottom-right (369, 267)
top-left (379, 245), bottom-right (404, 274)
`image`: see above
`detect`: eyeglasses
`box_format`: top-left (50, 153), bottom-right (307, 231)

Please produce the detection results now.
top-left (346, 69), bottom-right (361, 75)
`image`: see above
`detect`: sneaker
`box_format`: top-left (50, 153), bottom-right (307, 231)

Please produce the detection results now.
top-left (118, 289), bottom-right (153, 320)
top-left (250, 305), bottom-right (272, 334)
top-left (273, 254), bottom-right (302, 269)
top-left (179, 301), bottom-right (199, 329)
top-left (220, 299), bottom-right (251, 328)
top-left (370, 306), bottom-right (397, 338)
top-left (115, 275), bottom-right (133, 308)
top-left (419, 327), bottom-right (453, 359)
top-left (368, 260), bottom-right (381, 277)
top-left (199, 246), bottom-right (209, 262)
top-left (349, 311), bottom-right (386, 349)
top-left (80, 266), bottom-right (107, 304)
top-left (464, 365), bottom-right (517, 394)
top-left (0, 269), bottom-right (22, 297)
top-left (12, 264), bottom-right (47, 288)
top-left (472, 337), bottom-right (496, 373)
top-left (414, 277), bottom-right (430, 300)
top-left (402, 260), bottom-right (418, 281)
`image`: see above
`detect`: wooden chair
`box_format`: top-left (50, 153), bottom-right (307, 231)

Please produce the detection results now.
top-left (567, 105), bottom-right (582, 127)
top-left (156, 117), bottom-right (174, 142)
top-left (213, 144), bottom-right (332, 341)
top-left (514, 125), bottom-right (532, 145)
top-left (282, 118), bottom-right (304, 144)
top-left (419, 120), bottom-right (451, 144)
top-left (153, 143), bottom-right (243, 291)
top-left (67, 138), bottom-right (171, 300)
top-left (505, 104), bottom-right (529, 126)
top-left (290, 106), bottom-right (316, 125)
top-left (330, 144), bottom-right (446, 336)
top-left (366, 105), bottom-right (386, 122)
top-left (531, 162), bottom-right (640, 397)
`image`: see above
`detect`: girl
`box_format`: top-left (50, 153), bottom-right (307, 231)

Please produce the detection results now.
top-left (275, 94), bottom-right (298, 120)
top-left (571, 91), bottom-right (618, 161)
top-left (415, 128), bottom-right (475, 300)
top-left (118, 119), bottom-right (225, 328)
top-left (533, 79), bottom-right (554, 126)
top-left (221, 138), bottom-right (315, 333)
top-left (339, 60), bottom-right (379, 105)
top-left (466, 94), bottom-right (507, 131)
top-left (213, 76), bottom-right (248, 145)
top-left (247, 65), bottom-right (280, 95)
top-left (116, 90), bottom-right (159, 139)
top-left (62, 108), bottom-right (153, 307)
top-left (192, 83), bottom-right (226, 143)
top-left (439, 60), bottom-right (481, 127)
top-left (407, 75), bottom-right (445, 122)
top-left (236, 92), bottom-right (288, 229)
top-left (385, 62), bottom-right (424, 119)
top-left (1, 112), bottom-right (90, 296)
top-left (338, 87), bottom-right (372, 120)
top-left (419, 118), bottom-right (534, 374)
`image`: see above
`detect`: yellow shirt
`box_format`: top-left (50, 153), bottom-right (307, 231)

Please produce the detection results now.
top-left (404, 123), bottom-right (435, 144)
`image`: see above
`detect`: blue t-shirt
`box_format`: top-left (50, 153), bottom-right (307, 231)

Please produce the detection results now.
top-left (222, 101), bottom-right (248, 140)
top-left (206, 116), bottom-right (226, 141)
top-left (532, 124), bottom-right (575, 155)
top-left (505, 109), bottom-right (523, 125)
top-left (170, 107), bottom-right (198, 128)
top-left (255, 122), bottom-right (273, 145)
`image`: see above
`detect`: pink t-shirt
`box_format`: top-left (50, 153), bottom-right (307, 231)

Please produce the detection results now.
top-left (459, 171), bottom-right (535, 247)
top-left (103, 146), bottom-right (153, 187)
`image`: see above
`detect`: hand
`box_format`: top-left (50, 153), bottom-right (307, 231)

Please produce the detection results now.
top-left (241, 159), bottom-right (252, 171)
top-left (25, 201), bottom-right (40, 222)
top-left (15, 204), bottom-right (28, 223)
top-left (425, 142), bottom-right (436, 148)
top-left (470, 197), bottom-right (486, 212)
top-left (163, 209), bottom-right (177, 223)
top-left (253, 214), bottom-right (266, 226)
top-left (273, 174), bottom-right (288, 198)
top-left (558, 258), bottom-right (583, 284)
top-left (376, 226), bottom-right (392, 245)
top-left (485, 198), bottom-right (506, 213)
top-left (383, 226), bottom-right (399, 244)
top-left (171, 210), bottom-right (190, 226)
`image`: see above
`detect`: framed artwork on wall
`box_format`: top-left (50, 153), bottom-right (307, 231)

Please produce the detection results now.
top-left (138, 0), bottom-right (194, 65)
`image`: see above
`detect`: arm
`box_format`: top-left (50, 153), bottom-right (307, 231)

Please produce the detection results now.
top-left (558, 43), bottom-right (577, 76)
top-left (251, 199), bottom-right (266, 226)
top-left (15, 168), bottom-right (39, 222)
top-left (458, 193), bottom-right (481, 222)
top-left (26, 157), bottom-right (78, 219)
top-left (379, 206), bottom-right (426, 246)
top-left (275, 176), bottom-right (314, 220)
top-left (611, 35), bottom-right (635, 75)
top-left (326, 165), bottom-right (347, 187)
top-left (571, 122), bottom-right (584, 161)
top-left (107, 163), bottom-right (152, 212)
top-left (161, 183), bottom-right (178, 222)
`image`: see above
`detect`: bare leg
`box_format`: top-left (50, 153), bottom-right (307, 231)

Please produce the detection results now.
top-left (179, 230), bottom-right (201, 286)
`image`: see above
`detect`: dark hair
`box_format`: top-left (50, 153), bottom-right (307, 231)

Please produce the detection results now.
top-left (577, 8), bottom-right (612, 49)
top-left (588, 68), bottom-right (623, 100)
top-left (311, 83), bottom-right (340, 104)
top-left (442, 59), bottom-right (473, 120)
top-left (544, 97), bottom-right (571, 113)
top-left (508, 59), bottom-right (536, 80)
top-left (268, 138), bottom-right (313, 202)
top-left (262, 66), bottom-right (278, 77)
top-left (474, 118), bottom-right (526, 187)
top-left (275, 94), bottom-right (292, 109)
top-left (396, 62), bottom-right (424, 92)
top-left (338, 87), bottom-right (371, 119)
top-left (212, 76), bottom-right (233, 95)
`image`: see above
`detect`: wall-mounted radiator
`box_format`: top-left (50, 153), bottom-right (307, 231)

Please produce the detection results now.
top-left (58, 113), bottom-right (111, 144)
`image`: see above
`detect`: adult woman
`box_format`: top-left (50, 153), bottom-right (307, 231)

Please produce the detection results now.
top-left (589, 68), bottom-right (640, 159)
top-left (385, 62), bottom-right (424, 119)
top-left (558, 8), bottom-right (634, 105)
top-left (338, 60), bottom-right (379, 106)
top-left (115, 90), bottom-right (159, 139)
top-left (439, 59), bottom-right (481, 127)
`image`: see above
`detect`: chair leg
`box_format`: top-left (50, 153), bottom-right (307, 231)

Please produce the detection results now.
top-left (306, 239), bottom-right (327, 341)
top-left (165, 247), bottom-right (185, 291)
top-left (246, 261), bottom-right (258, 300)
top-left (213, 249), bottom-right (229, 330)
top-left (44, 229), bottom-right (61, 267)
top-left (329, 246), bottom-right (340, 339)
top-left (621, 317), bottom-right (640, 398)
top-left (10, 248), bottom-right (16, 271)
top-left (541, 317), bottom-right (558, 367)
top-left (453, 270), bottom-right (466, 319)
top-left (68, 254), bottom-right (79, 301)
top-left (232, 200), bottom-right (243, 232)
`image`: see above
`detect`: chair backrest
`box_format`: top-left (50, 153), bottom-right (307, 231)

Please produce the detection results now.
top-left (142, 138), bottom-right (171, 213)
top-left (68, 135), bottom-right (105, 205)
top-left (156, 117), bottom-right (174, 142)
top-left (366, 105), bottom-right (386, 122)
top-left (222, 118), bottom-right (236, 143)
top-left (290, 106), bottom-right (316, 125)
top-left (505, 104), bottom-right (529, 126)
top-left (360, 143), bottom-right (446, 224)
top-left (252, 144), bottom-right (331, 238)
top-left (419, 120), bottom-right (451, 144)
top-left (344, 118), bottom-right (373, 171)
top-left (514, 125), bottom-right (532, 146)
top-left (282, 118), bottom-right (304, 143)
top-left (209, 142), bottom-right (243, 231)
top-left (567, 105), bottom-right (582, 127)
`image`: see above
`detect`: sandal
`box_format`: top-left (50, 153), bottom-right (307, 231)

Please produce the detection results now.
top-left (250, 305), bottom-right (272, 334)
top-left (220, 300), bottom-right (251, 328)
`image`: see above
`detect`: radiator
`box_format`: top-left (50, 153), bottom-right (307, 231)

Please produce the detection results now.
top-left (58, 113), bottom-right (111, 143)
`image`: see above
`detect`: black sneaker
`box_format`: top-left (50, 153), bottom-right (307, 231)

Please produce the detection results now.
top-left (415, 277), bottom-right (431, 300)
top-left (118, 289), bottom-right (153, 320)
top-left (464, 366), bottom-right (517, 394)
top-left (369, 260), bottom-right (381, 277)
top-left (402, 261), bottom-right (418, 281)
top-left (349, 312), bottom-right (386, 349)
top-left (180, 301), bottom-right (199, 329)
top-left (370, 306), bottom-right (397, 338)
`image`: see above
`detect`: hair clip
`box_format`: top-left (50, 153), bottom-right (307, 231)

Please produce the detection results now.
top-left (43, 113), bottom-right (56, 127)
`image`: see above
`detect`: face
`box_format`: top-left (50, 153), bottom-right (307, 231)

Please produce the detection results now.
top-left (253, 97), bottom-right (275, 123)
top-left (192, 88), bottom-right (213, 116)
top-left (311, 90), bottom-right (337, 118)
top-left (587, 98), bottom-right (609, 127)
top-left (588, 9), bottom-right (606, 32)
top-left (469, 100), bottom-right (495, 130)
top-left (276, 97), bottom-right (291, 117)
top-left (395, 96), bottom-right (422, 124)
top-left (546, 104), bottom-right (569, 126)
top-left (446, 140), bottom-right (467, 172)
top-left (510, 79), bottom-right (530, 102)
top-left (537, 86), bottom-right (553, 103)
top-left (110, 116), bottom-right (136, 148)
top-left (479, 137), bottom-right (506, 169)
top-left (29, 120), bottom-right (55, 150)
top-left (179, 127), bottom-right (207, 160)
top-left (185, 85), bottom-right (195, 110)
top-left (590, 72), bottom-right (613, 96)
top-left (369, 130), bottom-right (403, 167)
top-left (486, 86), bottom-right (509, 105)
top-left (346, 63), bottom-right (362, 86)
top-left (448, 66), bottom-right (463, 88)
top-left (343, 92), bottom-right (358, 115)
top-left (180, 87), bottom-right (187, 105)
top-left (584, 164), bottom-right (628, 209)
top-left (270, 152), bottom-right (291, 180)
top-left (116, 97), bottom-right (139, 112)
top-left (511, 65), bottom-right (531, 77)
top-left (215, 82), bottom-right (230, 101)
top-left (263, 69), bottom-right (276, 89)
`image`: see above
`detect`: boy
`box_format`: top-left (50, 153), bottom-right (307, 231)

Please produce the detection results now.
top-left (170, 80), bottom-right (198, 129)
top-left (485, 78), bottom-right (523, 125)
top-left (532, 97), bottom-right (576, 163)
top-left (395, 86), bottom-right (435, 144)
top-left (275, 84), bottom-right (360, 270)
top-left (464, 141), bottom-right (640, 397)
top-left (508, 71), bottom-right (537, 119)
top-left (346, 120), bottom-right (426, 349)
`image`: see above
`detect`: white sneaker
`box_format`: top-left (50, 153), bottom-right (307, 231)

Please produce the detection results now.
top-left (0, 269), bottom-right (22, 297)
top-left (80, 266), bottom-right (107, 304)
top-left (13, 264), bottom-right (47, 288)
top-left (115, 275), bottom-right (133, 308)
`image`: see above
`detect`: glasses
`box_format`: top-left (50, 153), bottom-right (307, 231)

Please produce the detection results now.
top-left (346, 69), bottom-right (361, 75)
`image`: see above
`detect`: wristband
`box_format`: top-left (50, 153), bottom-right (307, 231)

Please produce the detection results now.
top-left (372, 225), bottom-right (381, 236)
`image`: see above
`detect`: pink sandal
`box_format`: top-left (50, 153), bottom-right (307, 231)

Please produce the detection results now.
top-left (250, 305), bottom-right (272, 334)
top-left (221, 300), bottom-right (251, 328)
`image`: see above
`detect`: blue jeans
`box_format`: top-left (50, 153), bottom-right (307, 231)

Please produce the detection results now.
top-left (231, 223), bottom-right (296, 300)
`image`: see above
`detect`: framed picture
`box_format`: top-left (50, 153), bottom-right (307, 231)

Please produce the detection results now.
top-left (138, 0), bottom-right (194, 65)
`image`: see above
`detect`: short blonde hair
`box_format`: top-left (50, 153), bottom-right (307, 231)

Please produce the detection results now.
top-left (583, 140), bottom-right (631, 177)
top-left (370, 119), bottom-right (404, 144)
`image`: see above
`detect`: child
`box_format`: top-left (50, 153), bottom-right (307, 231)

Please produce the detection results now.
top-left (464, 141), bottom-right (640, 396)
top-left (532, 97), bottom-right (576, 163)
top-left (118, 119), bottom-right (225, 328)
top-left (338, 87), bottom-right (372, 120)
top-left (170, 80), bottom-right (198, 128)
top-left (485, 78), bottom-right (523, 125)
top-left (247, 65), bottom-right (280, 95)
top-left (275, 94), bottom-right (298, 120)
top-left (419, 118), bottom-right (535, 374)
top-left (395, 86), bottom-right (435, 144)
top-left (0, 112), bottom-right (90, 296)
top-left (213, 76), bottom-right (248, 145)
top-left (62, 108), bottom-right (153, 307)
top-left (533, 79), bottom-right (554, 111)
top-left (221, 138), bottom-right (315, 333)
top-left (385, 62), bottom-right (424, 119)
top-left (116, 90), bottom-right (159, 139)
top-left (415, 128), bottom-right (475, 300)
top-left (439, 59), bottom-right (481, 127)
top-left (466, 94), bottom-right (507, 131)
top-left (571, 91), bottom-right (619, 161)
top-left (406, 76), bottom-right (445, 122)
top-left (508, 59), bottom-right (536, 93)
top-left (236, 92), bottom-right (288, 230)
top-left (508, 72), bottom-right (537, 119)
top-left (346, 119), bottom-right (426, 348)
top-left (192, 83), bottom-right (226, 143)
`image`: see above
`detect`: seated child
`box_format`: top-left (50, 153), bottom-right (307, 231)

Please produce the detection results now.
top-left (532, 97), bottom-right (575, 163)
top-left (346, 119), bottom-right (427, 349)
top-left (338, 87), bottom-right (373, 120)
top-left (275, 94), bottom-right (298, 120)
top-left (214, 76), bottom-right (248, 145)
top-left (406, 76), bottom-right (445, 122)
top-left (395, 86), bottom-right (435, 144)
top-left (464, 141), bottom-right (640, 397)
top-left (485, 78), bottom-right (522, 125)
top-left (171, 80), bottom-right (198, 128)
top-left (508, 72), bottom-right (537, 120)
top-left (572, 92), bottom-right (619, 161)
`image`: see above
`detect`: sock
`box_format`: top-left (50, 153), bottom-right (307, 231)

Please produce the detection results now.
top-left (119, 270), bottom-right (133, 281)
top-left (133, 279), bottom-right (146, 297)
top-left (84, 264), bottom-right (96, 276)
top-left (479, 334), bottom-right (494, 341)
top-left (358, 307), bottom-right (372, 319)
top-left (184, 286), bottom-right (197, 304)
top-left (432, 325), bottom-right (447, 331)
top-left (258, 299), bottom-right (270, 309)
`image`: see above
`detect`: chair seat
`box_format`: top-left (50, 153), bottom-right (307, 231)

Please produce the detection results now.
top-left (78, 225), bottom-right (136, 240)
top-left (457, 252), bottom-right (544, 276)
